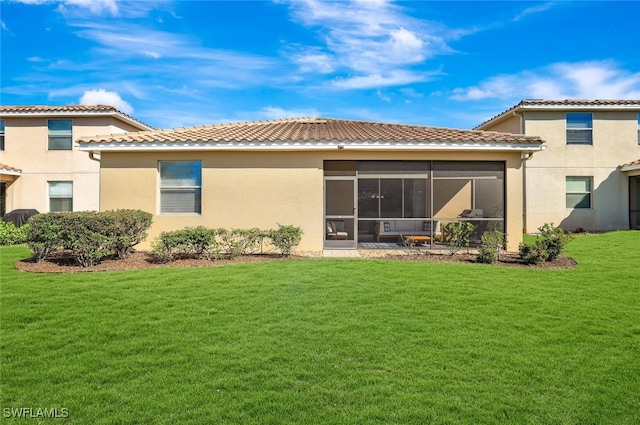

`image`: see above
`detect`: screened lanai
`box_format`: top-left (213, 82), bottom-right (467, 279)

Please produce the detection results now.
top-left (324, 160), bottom-right (505, 249)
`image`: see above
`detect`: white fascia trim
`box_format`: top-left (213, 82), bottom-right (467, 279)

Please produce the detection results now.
top-left (1, 111), bottom-right (153, 131)
top-left (0, 169), bottom-right (22, 176)
top-left (477, 103), bottom-right (640, 130)
top-left (521, 104), bottom-right (640, 111)
top-left (77, 140), bottom-right (546, 153)
top-left (621, 164), bottom-right (640, 172)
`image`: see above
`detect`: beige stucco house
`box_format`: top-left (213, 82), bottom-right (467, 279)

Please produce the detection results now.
top-left (77, 118), bottom-right (545, 252)
top-left (475, 99), bottom-right (640, 232)
top-left (0, 105), bottom-right (153, 217)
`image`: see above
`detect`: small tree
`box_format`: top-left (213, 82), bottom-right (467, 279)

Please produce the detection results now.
top-left (477, 231), bottom-right (505, 264)
top-left (537, 223), bottom-right (572, 261)
top-left (518, 223), bottom-right (571, 265)
top-left (442, 221), bottom-right (474, 255)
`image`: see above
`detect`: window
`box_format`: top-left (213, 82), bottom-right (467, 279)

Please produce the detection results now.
top-left (49, 181), bottom-right (73, 212)
top-left (637, 114), bottom-right (640, 145)
top-left (566, 113), bottom-right (592, 145)
top-left (159, 161), bottom-right (202, 214)
top-left (0, 120), bottom-right (5, 150)
top-left (566, 177), bottom-right (592, 209)
top-left (48, 119), bottom-right (73, 150)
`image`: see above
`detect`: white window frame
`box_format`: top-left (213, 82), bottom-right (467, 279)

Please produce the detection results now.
top-left (566, 113), bottom-right (593, 145)
top-left (48, 119), bottom-right (73, 150)
top-left (49, 181), bottom-right (73, 212)
top-left (158, 161), bottom-right (202, 214)
top-left (566, 176), bottom-right (592, 209)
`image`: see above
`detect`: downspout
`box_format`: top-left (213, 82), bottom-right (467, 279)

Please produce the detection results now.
top-left (513, 109), bottom-right (529, 233)
top-left (88, 151), bottom-right (101, 211)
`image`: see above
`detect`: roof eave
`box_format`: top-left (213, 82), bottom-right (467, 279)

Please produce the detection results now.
top-left (0, 169), bottom-right (22, 176)
top-left (77, 140), bottom-right (546, 153)
top-left (0, 110), bottom-right (154, 131)
top-left (621, 164), bottom-right (640, 172)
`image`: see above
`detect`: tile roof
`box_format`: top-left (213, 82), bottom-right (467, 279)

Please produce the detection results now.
top-left (0, 163), bottom-right (22, 175)
top-left (621, 159), bottom-right (640, 171)
top-left (0, 105), bottom-right (154, 130)
top-left (77, 117), bottom-right (544, 150)
top-left (475, 99), bottom-right (640, 129)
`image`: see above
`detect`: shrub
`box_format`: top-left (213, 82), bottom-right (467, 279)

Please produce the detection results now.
top-left (518, 223), bottom-right (572, 265)
top-left (537, 223), bottom-right (572, 261)
top-left (442, 221), bottom-right (475, 255)
top-left (26, 210), bottom-right (152, 266)
top-left (26, 213), bottom-right (66, 261)
top-left (0, 221), bottom-right (29, 246)
top-left (216, 228), bottom-right (245, 260)
top-left (519, 241), bottom-right (547, 265)
top-left (151, 227), bottom-right (220, 262)
top-left (71, 227), bottom-right (111, 267)
top-left (104, 209), bottom-right (153, 259)
top-left (477, 231), bottom-right (505, 264)
top-left (268, 224), bottom-right (303, 257)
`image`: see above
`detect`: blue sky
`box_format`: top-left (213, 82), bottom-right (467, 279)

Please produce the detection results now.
top-left (1, 0), bottom-right (639, 130)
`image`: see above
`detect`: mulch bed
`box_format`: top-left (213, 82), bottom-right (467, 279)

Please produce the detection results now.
top-left (14, 250), bottom-right (577, 273)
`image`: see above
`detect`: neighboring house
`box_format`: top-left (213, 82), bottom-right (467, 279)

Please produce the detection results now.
top-left (0, 105), bottom-right (153, 217)
top-left (476, 99), bottom-right (640, 232)
top-left (77, 117), bottom-right (545, 252)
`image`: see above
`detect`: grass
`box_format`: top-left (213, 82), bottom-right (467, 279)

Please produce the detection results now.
top-left (1, 231), bottom-right (639, 424)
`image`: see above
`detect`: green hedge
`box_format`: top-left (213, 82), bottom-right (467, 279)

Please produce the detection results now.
top-left (26, 210), bottom-right (153, 267)
top-left (151, 225), bottom-right (302, 262)
top-left (0, 221), bottom-right (29, 246)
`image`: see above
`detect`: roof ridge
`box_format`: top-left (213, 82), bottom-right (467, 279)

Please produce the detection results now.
top-left (0, 104), bottom-right (155, 130)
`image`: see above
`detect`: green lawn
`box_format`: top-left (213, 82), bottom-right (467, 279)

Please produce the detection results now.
top-left (1, 232), bottom-right (639, 424)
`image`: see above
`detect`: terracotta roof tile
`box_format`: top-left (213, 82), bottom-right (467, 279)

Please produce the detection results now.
top-left (622, 159), bottom-right (640, 168)
top-left (0, 105), bottom-right (119, 113)
top-left (475, 99), bottom-right (640, 129)
top-left (0, 105), bottom-right (154, 130)
top-left (0, 163), bottom-right (22, 174)
top-left (77, 117), bottom-right (544, 148)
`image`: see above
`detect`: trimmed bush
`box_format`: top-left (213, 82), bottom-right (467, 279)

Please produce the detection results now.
top-left (518, 223), bottom-right (572, 265)
top-left (151, 227), bottom-right (220, 262)
top-left (269, 224), bottom-right (303, 257)
top-left (26, 210), bottom-right (153, 266)
top-left (0, 221), bottom-right (29, 246)
top-left (519, 241), bottom-right (547, 265)
top-left (442, 221), bottom-right (475, 255)
top-left (477, 231), bottom-right (505, 264)
top-left (537, 223), bottom-right (573, 261)
top-left (150, 226), bottom-right (281, 262)
top-left (26, 213), bottom-right (66, 261)
top-left (104, 209), bottom-right (153, 259)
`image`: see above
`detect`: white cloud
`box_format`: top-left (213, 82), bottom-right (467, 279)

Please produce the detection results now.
top-left (376, 89), bottom-right (390, 102)
top-left (332, 70), bottom-right (437, 89)
top-left (513, 2), bottom-right (559, 21)
top-left (451, 61), bottom-right (640, 101)
top-left (258, 106), bottom-right (320, 120)
top-left (61, 0), bottom-right (118, 15)
top-left (13, 0), bottom-right (118, 15)
top-left (79, 89), bottom-right (133, 114)
top-left (283, 0), bottom-right (450, 89)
